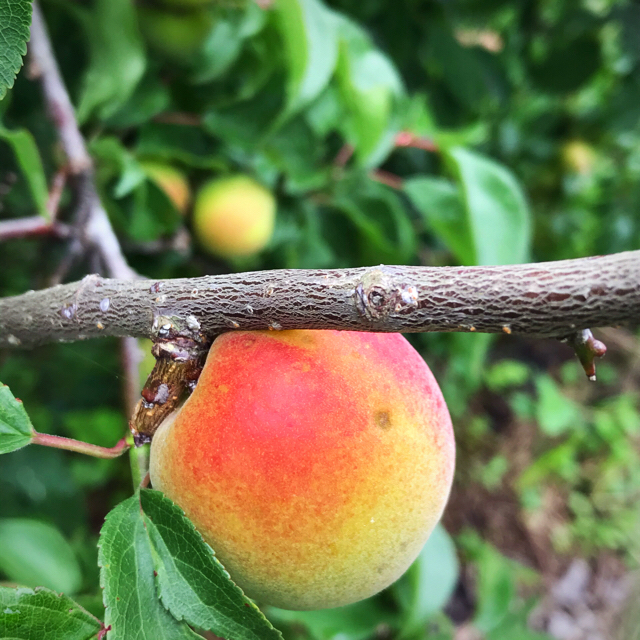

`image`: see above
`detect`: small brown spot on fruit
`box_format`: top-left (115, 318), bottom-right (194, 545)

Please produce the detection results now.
top-left (375, 410), bottom-right (391, 429)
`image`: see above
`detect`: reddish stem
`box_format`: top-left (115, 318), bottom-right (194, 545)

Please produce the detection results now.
top-left (394, 131), bottom-right (439, 152)
top-left (32, 433), bottom-right (130, 458)
top-left (370, 169), bottom-right (404, 190)
top-left (0, 216), bottom-right (72, 241)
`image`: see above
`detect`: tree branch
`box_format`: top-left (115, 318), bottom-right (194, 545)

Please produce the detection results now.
top-left (28, 1), bottom-right (136, 281)
top-left (1, 251), bottom-right (638, 348)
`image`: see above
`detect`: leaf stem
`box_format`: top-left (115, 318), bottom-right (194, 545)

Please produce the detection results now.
top-left (126, 432), bottom-right (150, 489)
top-left (32, 432), bottom-right (130, 458)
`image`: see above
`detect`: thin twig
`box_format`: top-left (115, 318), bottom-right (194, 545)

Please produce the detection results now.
top-left (0, 216), bottom-right (72, 241)
top-left (32, 433), bottom-right (129, 458)
top-left (28, 1), bottom-right (136, 281)
top-left (395, 131), bottom-right (439, 152)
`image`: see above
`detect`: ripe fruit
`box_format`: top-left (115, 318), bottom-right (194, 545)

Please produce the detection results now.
top-left (140, 161), bottom-right (191, 215)
top-left (149, 330), bottom-right (455, 610)
top-left (193, 175), bottom-right (276, 259)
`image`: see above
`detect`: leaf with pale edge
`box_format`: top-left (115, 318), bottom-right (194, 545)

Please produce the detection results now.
top-left (0, 586), bottom-right (101, 640)
top-left (0, 0), bottom-right (32, 100)
top-left (275, 0), bottom-right (338, 118)
top-left (0, 126), bottom-right (49, 217)
top-left (141, 490), bottom-right (282, 640)
top-left (0, 382), bottom-right (35, 455)
top-left (446, 147), bottom-right (531, 266)
top-left (77, 0), bottom-right (146, 122)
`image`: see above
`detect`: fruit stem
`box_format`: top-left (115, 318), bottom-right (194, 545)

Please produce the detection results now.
top-left (32, 432), bottom-right (129, 458)
top-left (126, 431), bottom-right (150, 490)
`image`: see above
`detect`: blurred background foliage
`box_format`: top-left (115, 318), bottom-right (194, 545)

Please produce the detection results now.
top-left (0, 0), bottom-right (639, 638)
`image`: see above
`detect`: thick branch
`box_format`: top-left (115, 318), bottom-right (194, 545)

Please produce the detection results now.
top-left (1, 251), bottom-right (638, 348)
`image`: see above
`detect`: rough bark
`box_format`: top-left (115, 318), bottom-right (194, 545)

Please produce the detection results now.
top-left (1, 251), bottom-right (638, 348)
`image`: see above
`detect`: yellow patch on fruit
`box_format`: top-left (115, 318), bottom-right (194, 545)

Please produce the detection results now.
top-left (150, 330), bottom-right (455, 610)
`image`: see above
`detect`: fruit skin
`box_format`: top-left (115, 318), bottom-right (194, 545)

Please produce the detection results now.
top-left (192, 175), bottom-right (276, 258)
top-left (150, 330), bottom-right (455, 610)
top-left (140, 161), bottom-right (191, 215)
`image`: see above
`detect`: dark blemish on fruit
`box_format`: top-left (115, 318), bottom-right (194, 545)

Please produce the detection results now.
top-left (375, 410), bottom-right (391, 429)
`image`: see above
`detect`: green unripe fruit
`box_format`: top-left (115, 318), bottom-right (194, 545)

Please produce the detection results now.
top-left (140, 161), bottom-right (191, 215)
top-left (137, 6), bottom-right (214, 62)
top-left (193, 175), bottom-right (276, 258)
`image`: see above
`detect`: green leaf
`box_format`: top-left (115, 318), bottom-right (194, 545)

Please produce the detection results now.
top-left (535, 375), bottom-right (581, 437)
top-left (333, 176), bottom-right (416, 265)
top-left (0, 383), bottom-right (35, 455)
top-left (268, 597), bottom-right (397, 640)
top-left (275, 0), bottom-right (338, 118)
top-left (445, 147), bottom-right (531, 266)
top-left (136, 123), bottom-right (225, 170)
top-left (0, 519), bottom-right (82, 594)
top-left (0, 0), bottom-right (32, 101)
top-left (140, 490), bottom-right (282, 640)
top-left (99, 496), bottom-right (201, 640)
top-left (393, 524), bottom-right (459, 638)
top-left (335, 16), bottom-right (403, 165)
top-left (470, 541), bottom-right (515, 633)
top-left (0, 126), bottom-right (49, 218)
top-left (77, 0), bottom-right (146, 122)
top-left (0, 586), bottom-right (102, 640)
top-left (404, 176), bottom-right (475, 265)
top-left (190, 3), bottom-right (267, 85)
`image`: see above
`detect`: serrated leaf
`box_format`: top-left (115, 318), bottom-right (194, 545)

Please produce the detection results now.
top-left (393, 524), bottom-right (459, 638)
top-left (77, 0), bottom-right (146, 122)
top-left (0, 383), bottom-right (35, 455)
top-left (0, 519), bottom-right (82, 594)
top-left (0, 586), bottom-right (102, 640)
top-left (140, 489), bottom-right (282, 640)
top-left (99, 496), bottom-right (201, 640)
top-left (275, 0), bottom-right (338, 118)
top-left (404, 176), bottom-right (475, 265)
top-left (446, 147), bottom-right (531, 266)
top-left (0, 0), bottom-right (32, 101)
top-left (0, 126), bottom-right (49, 218)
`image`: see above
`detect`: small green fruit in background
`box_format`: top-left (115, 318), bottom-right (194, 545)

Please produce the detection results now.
top-left (562, 140), bottom-right (596, 176)
top-left (140, 161), bottom-right (191, 215)
top-left (193, 175), bottom-right (276, 258)
top-left (137, 5), bottom-right (214, 62)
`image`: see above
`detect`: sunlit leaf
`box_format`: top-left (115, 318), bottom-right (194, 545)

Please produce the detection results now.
top-left (335, 16), bottom-right (403, 165)
top-left (446, 147), bottom-right (531, 266)
top-left (275, 0), bottom-right (338, 117)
